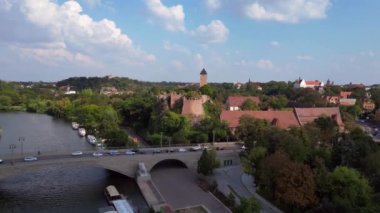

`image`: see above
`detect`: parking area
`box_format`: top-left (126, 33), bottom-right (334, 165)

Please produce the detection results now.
top-left (151, 167), bottom-right (231, 213)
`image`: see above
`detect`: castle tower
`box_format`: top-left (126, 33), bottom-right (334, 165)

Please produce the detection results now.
top-left (200, 68), bottom-right (208, 87)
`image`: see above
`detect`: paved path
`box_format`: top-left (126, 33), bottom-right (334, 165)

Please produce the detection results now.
top-left (214, 166), bottom-right (282, 213)
top-left (151, 167), bottom-right (231, 213)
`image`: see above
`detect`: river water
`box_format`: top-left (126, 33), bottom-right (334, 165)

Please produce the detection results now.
top-left (0, 112), bottom-right (149, 213)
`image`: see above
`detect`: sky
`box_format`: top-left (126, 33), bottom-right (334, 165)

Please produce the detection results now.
top-left (0, 0), bottom-right (379, 84)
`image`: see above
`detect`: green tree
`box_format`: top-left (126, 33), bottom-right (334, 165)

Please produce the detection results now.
top-left (0, 95), bottom-right (12, 108)
top-left (329, 166), bottom-right (374, 213)
top-left (233, 197), bottom-right (261, 213)
top-left (159, 111), bottom-right (189, 136)
top-left (240, 99), bottom-right (260, 110)
top-left (313, 116), bottom-right (338, 144)
top-left (363, 151), bottom-right (380, 192)
top-left (197, 149), bottom-right (220, 175)
top-left (105, 129), bottom-right (133, 148)
top-left (275, 161), bottom-right (317, 209)
top-left (235, 116), bottom-right (270, 150)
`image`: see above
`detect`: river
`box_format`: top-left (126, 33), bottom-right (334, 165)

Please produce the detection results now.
top-left (0, 112), bottom-right (149, 213)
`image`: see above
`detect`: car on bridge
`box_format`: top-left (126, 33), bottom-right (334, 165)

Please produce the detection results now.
top-left (108, 150), bottom-right (120, 155)
top-left (92, 152), bottom-right (103, 157)
top-left (125, 150), bottom-right (136, 155)
top-left (24, 156), bottom-right (37, 162)
top-left (71, 151), bottom-right (83, 156)
top-left (191, 145), bottom-right (201, 151)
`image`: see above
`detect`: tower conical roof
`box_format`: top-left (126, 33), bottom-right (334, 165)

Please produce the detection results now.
top-left (200, 68), bottom-right (207, 75)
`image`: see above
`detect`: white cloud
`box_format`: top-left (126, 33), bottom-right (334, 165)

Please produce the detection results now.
top-left (205, 0), bottom-right (221, 10)
top-left (297, 55), bottom-right (313, 60)
top-left (270, 41), bottom-right (280, 47)
top-left (0, 0), bottom-right (154, 69)
top-left (144, 0), bottom-right (185, 32)
top-left (192, 20), bottom-right (229, 43)
top-left (256, 59), bottom-right (274, 70)
top-left (360, 51), bottom-right (375, 57)
top-left (244, 0), bottom-right (331, 23)
top-left (163, 41), bottom-right (190, 55)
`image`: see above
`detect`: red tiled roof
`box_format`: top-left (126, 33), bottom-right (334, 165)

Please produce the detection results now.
top-left (227, 96), bottom-right (260, 107)
top-left (305, 81), bottom-right (322, 86)
top-left (294, 107), bottom-right (343, 126)
top-left (220, 110), bottom-right (300, 129)
top-left (340, 91), bottom-right (352, 98)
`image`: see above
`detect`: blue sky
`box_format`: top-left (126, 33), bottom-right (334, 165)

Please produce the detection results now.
top-left (0, 0), bottom-right (379, 84)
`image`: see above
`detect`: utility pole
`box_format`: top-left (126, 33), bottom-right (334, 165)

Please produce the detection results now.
top-left (18, 137), bottom-right (25, 157)
top-left (160, 132), bottom-right (163, 148)
top-left (212, 130), bottom-right (215, 144)
top-left (9, 144), bottom-right (16, 165)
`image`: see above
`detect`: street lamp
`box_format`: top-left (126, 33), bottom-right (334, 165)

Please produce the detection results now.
top-left (9, 144), bottom-right (16, 165)
top-left (18, 137), bottom-right (25, 157)
top-left (212, 130), bottom-right (215, 144)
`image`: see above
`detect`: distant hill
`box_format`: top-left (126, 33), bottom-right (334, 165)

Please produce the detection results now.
top-left (56, 76), bottom-right (190, 92)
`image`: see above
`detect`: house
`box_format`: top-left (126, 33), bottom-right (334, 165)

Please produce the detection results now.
top-left (340, 91), bottom-right (352, 99)
top-left (325, 96), bottom-right (340, 105)
top-left (100, 87), bottom-right (120, 96)
top-left (362, 99), bottom-right (376, 111)
top-left (220, 110), bottom-right (300, 133)
top-left (294, 79), bottom-right (324, 89)
top-left (339, 98), bottom-right (357, 106)
top-left (59, 85), bottom-right (76, 95)
top-left (226, 96), bottom-right (261, 111)
top-left (294, 107), bottom-right (344, 128)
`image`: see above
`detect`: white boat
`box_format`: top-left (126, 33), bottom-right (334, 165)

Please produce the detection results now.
top-left (72, 122), bottom-right (79, 130)
top-left (87, 135), bottom-right (97, 145)
top-left (104, 185), bottom-right (134, 213)
top-left (78, 128), bottom-right (86, 137)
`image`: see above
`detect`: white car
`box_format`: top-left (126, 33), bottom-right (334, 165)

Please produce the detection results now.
top-left (0, 159), bottom-right (3, 164)
top-left (125, 150), bottom-right (136, 155)
top-left (92, 152), bottom-right (103, 157)
top-left (241, 145), bottom-right (247, 150)
top-left (191, 145), bottom-right (201, 151)
top-left (71, 151), bottom-right (83, 156)
top-left (178, 148), bottom-right (187, 152)
top-left (24, 156), bottom-right (37, 162)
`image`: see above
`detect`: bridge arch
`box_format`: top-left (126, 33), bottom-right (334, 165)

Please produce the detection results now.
top-left (150, 159), bottom-right (188, 171)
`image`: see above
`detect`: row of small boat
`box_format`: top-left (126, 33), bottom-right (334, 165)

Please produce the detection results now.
top-left (72, 122), bottom-right (96, 145)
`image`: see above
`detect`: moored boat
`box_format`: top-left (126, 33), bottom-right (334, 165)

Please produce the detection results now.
top-left (104, 185), bottom-right (134, 213)
top-left (78, 128), bottom-right (86, 137)
top-left (71, 122), bottom-right (79, 130)
top-left (87, 135), bottom-right (97, 145)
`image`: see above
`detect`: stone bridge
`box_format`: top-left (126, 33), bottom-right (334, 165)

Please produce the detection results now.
top-left (0, 150), bottom-right (240, 179)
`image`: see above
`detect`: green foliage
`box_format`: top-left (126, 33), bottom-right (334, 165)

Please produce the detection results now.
top-left (158, 111), bottom-right (190, 136)
top-left (294, 88), bottom-right (325, 107)
top-left (329, 166), bottom-right (375, 213)
top-left (240, 99), bottom-right (259, 110)
top-left (235, 115), bottom-right (270, 150)
top-left (105, 129), bottom-right (133, 148)
top-left (188, 131), bottom-right (208, 143)
top-left (197, 149), bottom-right (220, 176)
top-left (0, 95), bottom-right (12, 107)
top-left (196, 117), bottom-right (229, 142)
top-left (233, 197), bottom-right (261, 213)
top-left (363, 151), bottom-right (380, 192)
top-left (199, 84), bottom-right (216, 98)
top-left (313, 116), bottom-right (338, 144)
